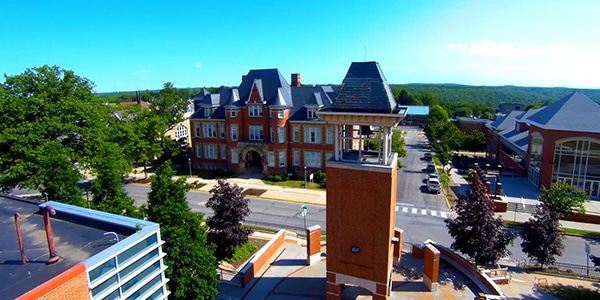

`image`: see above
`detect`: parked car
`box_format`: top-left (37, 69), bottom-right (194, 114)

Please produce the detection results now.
top-left (428, 173), bottom-right (439, 180)
top-left (426, 162), bottom-right (436, 172)
top-left (427, 177), bottom-right (441, 194)
top-left (423, 152), bottom-right (433, 161)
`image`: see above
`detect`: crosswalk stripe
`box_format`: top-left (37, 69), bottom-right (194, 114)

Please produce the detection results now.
top-left (430, 211), bottom-right (437, 217)
top-left (440, 212), bottom-right (447, 218)
top-left (411, 208), bottom-right (417, 214)
top-left (402, 207), bottom-right (408, 213)
top-left (421, 209), bottom-right (427, 215)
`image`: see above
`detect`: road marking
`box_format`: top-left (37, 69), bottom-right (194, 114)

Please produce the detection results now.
top-left (421, 209), bottom-right (427, 215)
top-left (402, 207), bottom-right (408, 213)
top-left (411, 208), bottom-right (418, 214)
top-left (430, 211), bottom-right (437, 217)
top-left (440, 212), bottom-right (447, 218)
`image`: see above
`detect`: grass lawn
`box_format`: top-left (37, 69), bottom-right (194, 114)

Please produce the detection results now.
top-left (540, 284), bottom-right (599, 300)
top-left (504, 220), bottom-right (600, 238)
top-left (262, 179), bottom-right (325, 190)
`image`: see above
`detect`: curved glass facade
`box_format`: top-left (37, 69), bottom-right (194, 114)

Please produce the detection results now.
top-left (552, 138), bottom-right (600, 198)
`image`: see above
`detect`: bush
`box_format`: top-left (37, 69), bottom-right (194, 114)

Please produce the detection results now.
top-left (313, 170), bottom-right (326, 184)
top-left (267, 174), bottom-right (274, 181)
top-left (225, 242), bottom-right (258, 264)
top-left (319, 177), bottom-right (327, 188)
top-left (273, 175), bottom-right (282, 182)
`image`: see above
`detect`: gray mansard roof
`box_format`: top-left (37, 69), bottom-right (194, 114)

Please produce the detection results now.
top-left (527, 91), bottom-right (600, 133)
top-left (237, 69), bottom-right (293, 107)
top-left (331, 61), bottom-right (398, 113)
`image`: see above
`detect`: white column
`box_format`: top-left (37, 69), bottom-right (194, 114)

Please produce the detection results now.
top-left (334, 124), bottom-right (340, 161)
top-left (383, 127), bottom-right (390, 165)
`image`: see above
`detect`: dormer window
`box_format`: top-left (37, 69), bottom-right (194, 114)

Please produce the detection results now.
top-left (204, 107), bottom-right (213, 118)
top-left (249, 105), bottom-right (263, 117)
top-left (230, 109), bottom-right (237, 118)
top-left (278, 110), bottom-right (284, 119)
top-left (307, 107), bottom-right (317, 119)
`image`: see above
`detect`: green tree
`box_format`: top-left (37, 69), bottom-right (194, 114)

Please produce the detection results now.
top-left (445, 180), bottom-right (516, 266)
top-left (89, 143), bottom-right (140, 217)
top-left (462, 131), bottom-right (487, 153)
top-left (146, 161), bottom-right (219, 300)
top-left (0, 65), bottom-right (106, 205)
top-left (206, 179), bottom-right (254, 261)
top-left (151, 82), bottom-right (190, 129)
top-left (520, 204), bottom-right (564, 268)
top-left (538, 181), bottom-right (588, 215)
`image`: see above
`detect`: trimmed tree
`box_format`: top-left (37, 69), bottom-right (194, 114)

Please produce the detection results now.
top-left (445, 180), bottom-right (516, 266)
top-left (206, 179), bottom-right (253, 261)
top-left (520, 204), bottom-right (564, 268)
top-left (146, 161), bottom-right (219, 300)
top-left (539, 181), bottom-right (588, 215)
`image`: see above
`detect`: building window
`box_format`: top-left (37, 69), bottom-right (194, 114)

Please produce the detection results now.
top-left (278, 127), bottom-right (285, 144)
top-left (249, 125), bottom-right (263, 141)
top-left (219, 123), bottom-right (225, 138)
top-left (249, 105), bottom-right (263, 117)
top-left (269, 109), bottom-right (273, 119)
top-left (326, 152), bottom-right (334, 161)
top-left (278, 151), bottom-right (286, 167)
top-left (203, 124), bottom-right (216, 138)
top-left (293, 150), bottom-right (300, 166)
top-left (220, 145), bottom-right (226, 160)
top-left (231, 149), bottom-right (239, 164)
top-left (268, 151), bottom-right (275, 167)
top-left (204, 107), bottom-right (213, 117)
top-left (278, 110), bottom-right (284, 119)
top-left (552, 138), bottom-right (600, 198)
top-left (195, 144), bottom-right (202, 158)
top-left (204, 144), bottom-right (217, 159)
top-left (194, 123), bottom-right (200, 137)
top-left (304, 151), bottom-right (322, 168)
top-left (230, 110), bottom-right (237, 118)
top-left (175, 124), bottom-right (188, 140)
top-left (307, 107), bottom-right (317, 119)
top-left (231, 125), bottom-right (238, 141)
top-left (293, 126), bottom-right (300, 143)
top-left (270, 127), bottom-right (274, 143)
top-left (326, 127), bottom-right (334, 144)
top-left (304, 127), bottom-right (322, 144)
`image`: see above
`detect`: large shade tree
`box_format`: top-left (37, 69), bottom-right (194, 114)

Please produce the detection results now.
top-left (445, 180), bottom-right (516, 266)
top-left (0, 65), bottom-right (108, 205)
top-left (146, 161), bottom-right (219, 300)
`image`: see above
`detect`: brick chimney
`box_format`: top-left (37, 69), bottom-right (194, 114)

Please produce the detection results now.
top-left (291, 73), bottom-right (301, 87)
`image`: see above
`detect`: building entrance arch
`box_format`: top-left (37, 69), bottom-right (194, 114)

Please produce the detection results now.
top-left (239, 145), bottom-right (268, 175)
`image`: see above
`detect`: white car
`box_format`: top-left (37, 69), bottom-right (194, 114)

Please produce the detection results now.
top-left (427, 178), bottom-right (441, 194)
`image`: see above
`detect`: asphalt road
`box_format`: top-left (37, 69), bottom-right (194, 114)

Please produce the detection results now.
top-left (125, 184), bottom-right (327, 233)
top-left (396, 127), bottom-right (449, 212)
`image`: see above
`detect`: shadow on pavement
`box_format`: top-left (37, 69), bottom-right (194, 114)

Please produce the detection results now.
top-left (270, 259), bottom-right (307, 267)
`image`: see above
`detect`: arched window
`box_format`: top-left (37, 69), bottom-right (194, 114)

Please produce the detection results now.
top-left (175, 124), bottom-right (188, 140)
top-left (552, 138), bottom-right (600, 198)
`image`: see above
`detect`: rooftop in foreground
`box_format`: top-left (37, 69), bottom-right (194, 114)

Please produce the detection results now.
top-left (0, 196), bottom-right (137, 299)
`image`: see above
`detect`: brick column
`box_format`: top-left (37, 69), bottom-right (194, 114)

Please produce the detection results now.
top-left (423, 244), bottom-right (440, 292)
top-left (393, 228), bottom-right (403, 267)
top-left (485, 180), bottom-right (492, 194)
top-left (496, 182), bottom-right (503, 196)
top-left (306, 225), bottom-right (322, 265)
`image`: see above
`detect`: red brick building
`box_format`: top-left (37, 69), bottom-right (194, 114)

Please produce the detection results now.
top-left (190, 69), bottom-right (339, 176)
top-left (487, 92), bottom-right (600, 199)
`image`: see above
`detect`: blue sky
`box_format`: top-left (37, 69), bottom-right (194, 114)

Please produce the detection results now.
top-left (2, 0), bottom-right (599, 92)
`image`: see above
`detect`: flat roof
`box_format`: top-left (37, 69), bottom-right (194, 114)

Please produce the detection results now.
top-left (0, 196), bottom-right (132, 299)
top-left (405, 105), bottom-right (429, 116)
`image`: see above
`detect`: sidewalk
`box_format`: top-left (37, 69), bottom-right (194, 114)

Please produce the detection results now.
top-left (447, 165), bottom-right (600, 233)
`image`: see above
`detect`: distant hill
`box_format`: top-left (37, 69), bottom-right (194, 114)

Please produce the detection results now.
top-left (98, 84), bottom-right (600, 107)
top-left (391, 84), bottom-right (600, 106)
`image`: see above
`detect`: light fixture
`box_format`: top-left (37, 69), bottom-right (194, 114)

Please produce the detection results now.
top-left (351, 246), bottom-right (360, 254)
top-left (391, 237), bottom-right (400, 243)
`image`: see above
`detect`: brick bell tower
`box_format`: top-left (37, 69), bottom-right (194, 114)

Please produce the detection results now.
top-left (318, 62), bottom-right (407, 300)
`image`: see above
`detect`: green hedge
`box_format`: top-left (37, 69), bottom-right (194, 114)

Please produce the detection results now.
top-left (225, 243), bottom-right (258, 264)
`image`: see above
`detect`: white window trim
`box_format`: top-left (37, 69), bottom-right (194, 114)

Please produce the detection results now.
top-left (231, 125), bottom-right (238, 141)
top-left (278, 127), bottom-right (285, 144)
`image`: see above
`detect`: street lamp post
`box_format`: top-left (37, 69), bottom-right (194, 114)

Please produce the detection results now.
top-left (304, 165), bottom-right (307, 189)
top-left (301, 204), bottom-right (307, 229)
top-left (188, 157), bottom-right (193, 177)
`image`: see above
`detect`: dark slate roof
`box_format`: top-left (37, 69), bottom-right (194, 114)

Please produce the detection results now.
top-left (237, 69), bottom-right (293, 107)
top-left (222, 88), bottom-right (240, 106)
top-left (488, 110), bottom-right (524, 131)
top-left (526, 91), bottom-right (600, 132)
top-left (331, 61), bottom-right (397, 113)
top-left (289, 86), bottom-right (336, 121)
top-left (192, 88), bottom-right (209, 101)
top-left (199, 94), bottom-right (220, 107)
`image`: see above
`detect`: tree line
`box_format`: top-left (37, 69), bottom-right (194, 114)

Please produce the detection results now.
top-left (0, 65), bottom-right (251, 299)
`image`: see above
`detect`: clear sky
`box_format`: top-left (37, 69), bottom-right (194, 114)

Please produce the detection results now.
top-left (2, 0), bottom-right (599, 92)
